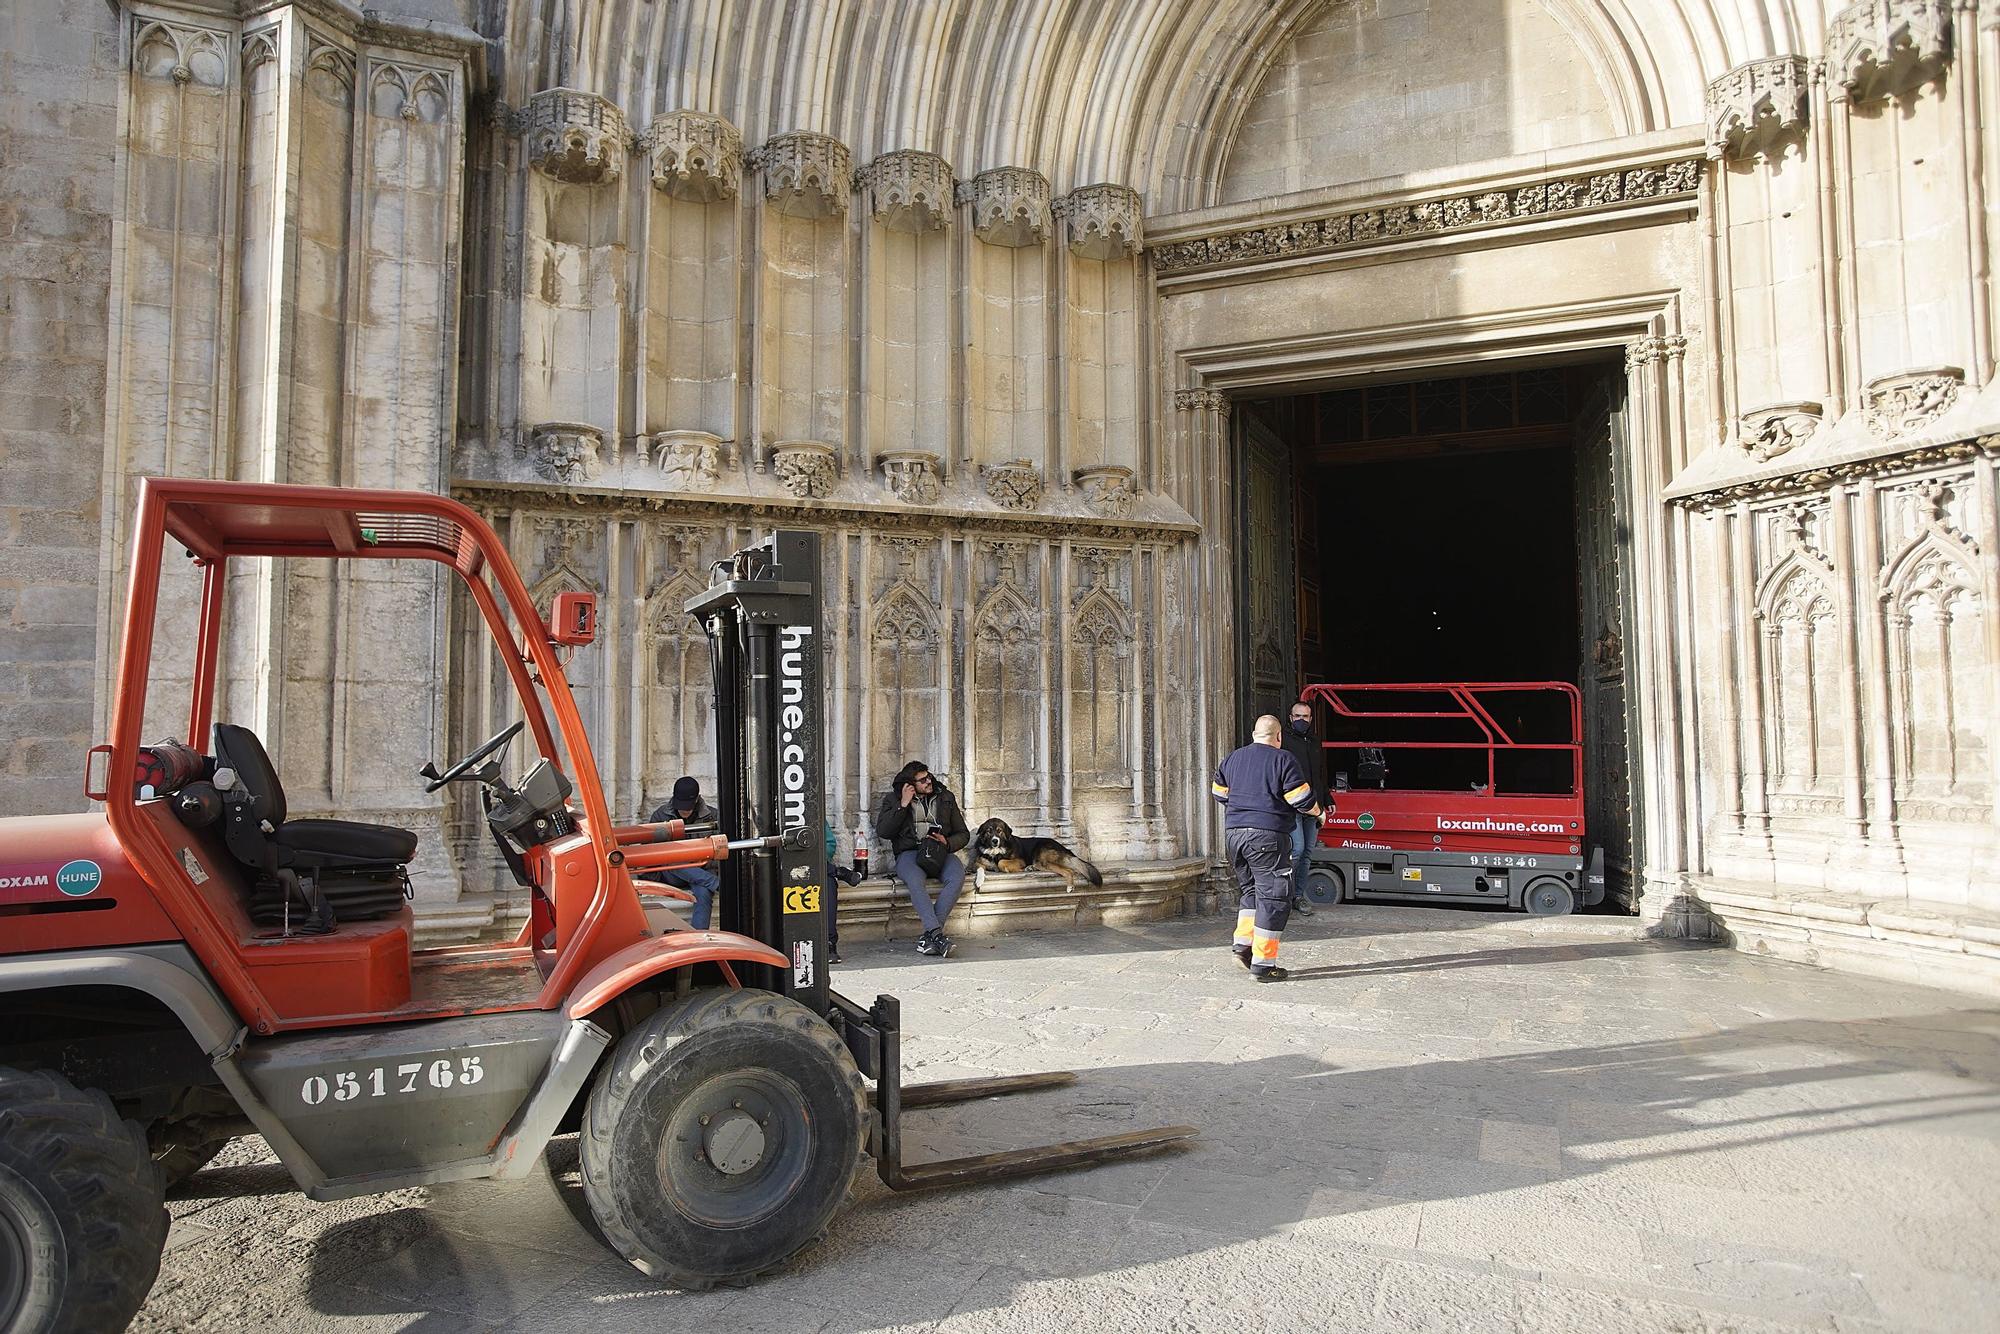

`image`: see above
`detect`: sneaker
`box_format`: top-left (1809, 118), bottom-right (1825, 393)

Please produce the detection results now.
top-left (1232, 946), bottom-right (1253, 971)
top-left (828, 943), bottom-right (843, 964)
top-left (915, 931), bottom-right (941, 956)
top-left (933, 931), bottom-right (956, 958)
top-left (1252, 966), bottom-right (1290, 983)
top-left (1291, 897), bottom-right (1314, 917)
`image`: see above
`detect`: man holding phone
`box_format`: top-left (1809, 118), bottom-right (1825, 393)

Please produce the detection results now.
top-left (875, 760), bottom-right (969, 957)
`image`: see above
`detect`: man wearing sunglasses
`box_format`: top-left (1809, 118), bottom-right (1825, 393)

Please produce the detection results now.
top-left (876, 760), bottom-right (969, 957)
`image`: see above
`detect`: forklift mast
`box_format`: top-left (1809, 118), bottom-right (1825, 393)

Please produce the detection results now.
top-left (687, 530), bottom-right (830, 1016)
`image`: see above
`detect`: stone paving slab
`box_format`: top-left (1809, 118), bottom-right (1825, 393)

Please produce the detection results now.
top-left (136, 905), bottom-right (2000, 1332)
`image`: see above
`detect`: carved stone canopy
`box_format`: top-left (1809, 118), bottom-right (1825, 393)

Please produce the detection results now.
top-left (748, 131), bottom-right (851, 219)
top-left (1706, 57), bottom-right (1812, 161)
top-left (529, 421), bottom-right (604, 483)
top-left (1739, 401), bottom-right (1824, 462)
top-left (652, 430), bottom-right (725, 492)
top-left (982, 459), bottom-right (1044, 510)
top-left (1827, 0), bottom-right (1953, 104)
top-left (1074, 464), bottom-right (1137, 518)
top-left (649, 110), bottom-right (742, 202)
top-left (956, 168), bottom-right (1051, 247)
top-left (1862, 367), bottom-right (1964, 439)
top-left (878, 450), bottom-right (944, 504)
top-left (1054, 183), bottom-right (1143, 260)
top-left (769, 439), bottom-right (839, 498)
top-left (858, 150), bottom-right (954, 232)
top-left (522, 89), bottom-right (627, 186)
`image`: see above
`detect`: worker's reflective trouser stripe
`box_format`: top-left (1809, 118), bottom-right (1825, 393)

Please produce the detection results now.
top-left (1224, 826), bottom-right (1291, 973)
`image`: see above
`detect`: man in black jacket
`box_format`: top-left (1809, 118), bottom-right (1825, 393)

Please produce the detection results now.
top-left (1281, 698), bottom-right (1332, 917)
top-left (645, 776), bottom-right (721, 928)
top-left (875, 760), bottom-right (968, 957)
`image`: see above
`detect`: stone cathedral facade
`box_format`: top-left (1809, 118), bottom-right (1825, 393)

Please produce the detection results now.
top-left (5, 0), bottom-right (1999, 993)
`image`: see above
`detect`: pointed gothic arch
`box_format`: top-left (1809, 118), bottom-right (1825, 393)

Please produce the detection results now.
top-left (1879, 517), bottom-right (1988, 800)
top-left (1069, 587), bottom-right (1133, 785)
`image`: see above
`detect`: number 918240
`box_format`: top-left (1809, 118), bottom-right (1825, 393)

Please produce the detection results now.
top-left (300, 1055), bottom-right (485, 1105)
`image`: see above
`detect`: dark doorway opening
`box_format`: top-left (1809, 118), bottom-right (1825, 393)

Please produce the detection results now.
top-left (1234, 360), bottom-right (1638, 910)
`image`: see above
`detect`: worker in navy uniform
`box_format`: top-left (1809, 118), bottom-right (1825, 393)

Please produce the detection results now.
top-left (1212, 714), bottom-right (1323, 982)
top-left (646, 776), bottom-right (721, 928)
top-left (1280, 698), bottom-right (1331, 917)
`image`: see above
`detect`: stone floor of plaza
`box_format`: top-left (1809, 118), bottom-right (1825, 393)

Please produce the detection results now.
top-left (135, 904), bottom-right (2000, 1333)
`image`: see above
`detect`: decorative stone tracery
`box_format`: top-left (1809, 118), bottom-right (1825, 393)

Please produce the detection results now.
top-left (1055, 184), bottom-right (1143, 259)
top-left (981, 459), bottom-right (1044, 510)
top-left (1705, 56), bottom-right (1812, 161)
top-left (1826, 0), bottom-right (1954, 104)
top-left (1862, 368), bottom-right (1963, 440)
top-left (770, 439), bottom-right (838, 498)
top-left (858, 150), bottom-right (954, 232)
top-left (958, 168), bottom-right (1051, 247)
top-left (522, 88), bottom-right (626, 185)
top-left (648, 110), bottom-right (742, 201)
top-left (749, 131), bottom-right (851, 218)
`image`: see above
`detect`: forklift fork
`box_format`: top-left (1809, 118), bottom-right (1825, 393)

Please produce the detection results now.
top-left (831, 991), bottom-right (1197, 1190)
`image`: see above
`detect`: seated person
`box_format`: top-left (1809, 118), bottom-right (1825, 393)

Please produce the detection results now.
top-left (646, 777), bottom-right (720, 929)
top-left (875, 760), bottom-right (968, 958)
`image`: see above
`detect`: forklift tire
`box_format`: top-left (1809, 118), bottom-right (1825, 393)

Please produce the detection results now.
top-left (580, 988), bottom-right (867, 1290)
top-left (1522, 878), bottom-right (1575, 916)
top-left (0, 1068), bottom-right (168, 1334)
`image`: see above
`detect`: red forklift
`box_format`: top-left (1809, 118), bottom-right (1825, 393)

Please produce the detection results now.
top-left (1299, 681), bottom-right (1606, 915)
top-left (0, 479), bottom-right (1191, 1333)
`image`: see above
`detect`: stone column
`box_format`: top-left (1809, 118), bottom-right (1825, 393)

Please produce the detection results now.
top-left (1174, 387), bottom-right (1229, 865)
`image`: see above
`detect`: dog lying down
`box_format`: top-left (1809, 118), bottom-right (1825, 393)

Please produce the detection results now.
top-left (972, 817), bottom-right (1104, 892)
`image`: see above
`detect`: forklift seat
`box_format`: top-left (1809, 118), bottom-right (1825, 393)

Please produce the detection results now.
top-left (212, 723), bottom-right (419, 871)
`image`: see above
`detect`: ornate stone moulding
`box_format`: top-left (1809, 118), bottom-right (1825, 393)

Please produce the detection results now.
top-left (748, 131), bottom-right (851, 218)
top-left (877, 450), bottom-right (943, 504)
top-left (652, 430), bottom-right (725, 492)
top-left (1863, 367), bottom-right (1963, 439)
top-left (522, 88), bottom-right (627, 185)
top-left (528, 421), bottom-right (604, 483)
top-left (1739, 401), bottom-right (1824, 461)
top-left (982, 459), bottom-right (1044, 510)
top-left (1172, 388), bottom-right (1228, 414)
top-left (1670, 434), bottom-right (2000, 510)
top-left (1152, 157), bottom-right (1702, 273)
top-left (1055, 183), bottom-right (1143, 260)
top-left (1073, 464), bottom-right (1137, 517)
top-left (648, 110), bottom-right (742, 202)
top-left (1826, 0), bottom-right (1953, 103)
top-left (956, 168), bottom-right (1051, 247)
top-left (857, 150), bottom-right (954, 232)
top-left (1705, 56), bottom-right (1812, 161)
top-left (769, 439), bottom-right (838, 498)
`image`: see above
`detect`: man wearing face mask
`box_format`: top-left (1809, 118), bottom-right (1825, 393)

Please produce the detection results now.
top-left (1280, 698), bottom-right (1331, 916)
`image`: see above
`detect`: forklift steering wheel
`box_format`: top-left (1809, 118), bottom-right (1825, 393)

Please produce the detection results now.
top-left (422, 720), bottom-right (524, 792)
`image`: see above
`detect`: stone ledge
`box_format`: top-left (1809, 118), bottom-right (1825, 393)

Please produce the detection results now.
top-left (836, 857), bottom-right (1209, 940)
top-left (1687, 875), bottom-right (2000, 997)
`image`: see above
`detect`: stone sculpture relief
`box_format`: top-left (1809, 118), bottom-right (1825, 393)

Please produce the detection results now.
top-left (878, 451), bottom-right (943, 504)
top-left (1739, 402), bottom-right (1823, 461)
top-left (529, 422), bottom-right (603, 483)
top-left (770, 439), bottom-right (838, 498)
top-left (749, 131), bottom-right (851, 218)
top-left (858, 150), bottom-right (954, 232)
top-left (648, 110), bottom-right (742, 202)
top-left (522, 88), bottom-right (626, 185)
top-left (1055, 184), bottom-right (1143, 260)
top-left (1863, 368), bottom-right (1963, 440)
top-left (958, 168), bottom-right (1051, 247)
top-left (1152, 159), bottom-right (1702, 272)
top-left (1705, 56), bottom-right (1812, 161)
top-left (1826, 0), bottom-right (1954, 104)
top-left (1074, 465), bottom-right (1137, 517)
top-left (652, 430), bottom-right (724, 492)
top-left (981, 459), bottom-right (1044, 510)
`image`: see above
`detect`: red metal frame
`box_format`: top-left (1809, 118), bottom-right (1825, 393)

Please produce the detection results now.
top-left (1302, 681), bottom-right (1586, 858)
top-left (72, 477), bottom-right (764, 1034)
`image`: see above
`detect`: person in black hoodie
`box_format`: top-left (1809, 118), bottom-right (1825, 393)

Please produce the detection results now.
top-left (875, 760), bottom-right (969, 957)
top-left (1281, 698), bottom-right (1332, 917)
top-left (646, 776), bottom-right (722, 928)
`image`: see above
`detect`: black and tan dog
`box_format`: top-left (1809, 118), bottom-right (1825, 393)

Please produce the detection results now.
top-left (972, 817), bottom-right (1104, 892)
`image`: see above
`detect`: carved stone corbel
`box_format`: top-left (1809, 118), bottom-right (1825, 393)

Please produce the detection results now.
top-left (648, 111), bottom-right (741, 202)
top-left (857, 150), bottom-right (954, 232)
top-left (1074, 464), bottom-right (1137, 517)
top-left (878, 450), bottom-right (944, 504)
top-left (770, 439), bottom-right (838, 498)
top-left (1739, 401), bottom-right (1824, 461)
top-left (1826, 0), bottom-right (1953, 104)
top-left (981, 459), bottom-right (1044, 510)
top-left (529, 422), bottom-right (604, 482)
top-left (1862, 367), bottom-right (1964, 439)
top-left (652, 430), bottom-right (725, 492)
top-left (1172, 388), bottom-right (1227, 415)
top-left (1054, 183), bottom-right (1143, 260)
top-left (748, 131), bottom-right (851, 219)
top-left (957, 168), bottom-right (1051, 247)
top-left (1705, 57), bottom-right (1812, 161)
top-left (522, 89), bottom-right (627, 186)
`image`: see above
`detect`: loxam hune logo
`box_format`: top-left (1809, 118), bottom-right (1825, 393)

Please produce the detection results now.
top-left (56, 860), bottom-right (103, 896)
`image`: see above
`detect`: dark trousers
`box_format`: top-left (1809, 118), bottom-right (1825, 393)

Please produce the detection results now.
top-left (1225, 826), bottom-right (1291, 972)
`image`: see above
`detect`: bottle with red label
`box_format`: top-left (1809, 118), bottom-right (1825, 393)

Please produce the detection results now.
top-left (853, 826), bottom-right (869, 880)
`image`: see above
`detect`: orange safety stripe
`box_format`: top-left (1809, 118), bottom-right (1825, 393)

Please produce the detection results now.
top-left (1284, 782), bottom-right (1312, 805)
top-left (1252, 929), bottom-right (1280, 961)
top-left (1211, 782), bottom-right (1230, 798)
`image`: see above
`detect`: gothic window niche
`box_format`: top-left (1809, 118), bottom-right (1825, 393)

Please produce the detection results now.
top-left (860, 152), bottom-right (953, 499)
top-left (646, 112), bottom-right (742, 452)
top-left (641, 527), bottom-right (719, 813)
top-left (751, 132), bottom-right (850, 470)
top-left (961, 169), bottom-right (1052, 494)
top-left (868, 540), bottom-right (943, 788)
top-left (519, 89), bottom-right (629, 467)
top-left (1752, 507), bottom-right (1846, 810)
top-left (1068, 548), bottom-right (1135, 796)
top-left (1056, 185), bottom-right (1144, 498)
top-left (971, 543), bottom-right (1045, 809)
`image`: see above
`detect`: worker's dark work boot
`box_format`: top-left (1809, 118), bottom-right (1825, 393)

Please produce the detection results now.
top-left (1291, 896), bottom-right (1314, 917)
top-left (1232, 946), bottom-right (1253, 971)
top-left (1252, 966), bottom-right (1290, 983)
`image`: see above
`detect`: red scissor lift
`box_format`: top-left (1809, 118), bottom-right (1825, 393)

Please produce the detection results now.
top-left (1300, 682), bottom-right (1605, 915)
